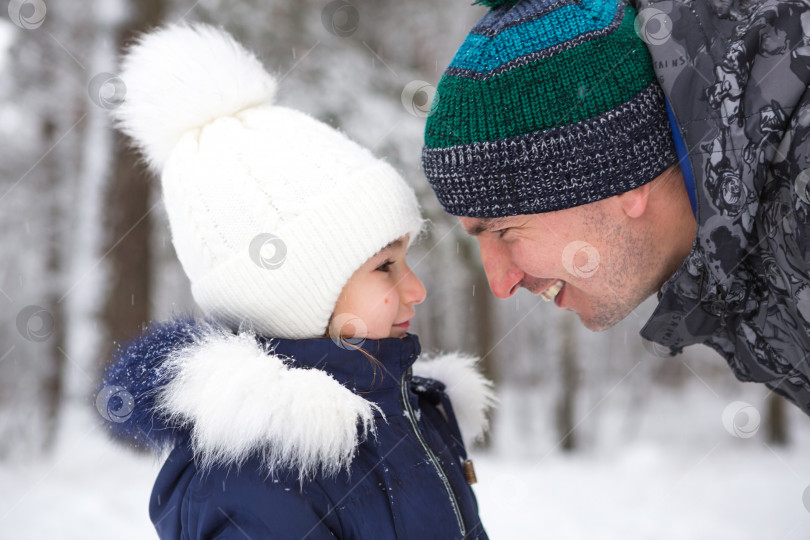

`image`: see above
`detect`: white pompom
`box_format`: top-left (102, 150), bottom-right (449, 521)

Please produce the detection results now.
top-left (112, 23), bottom-right (278, 172)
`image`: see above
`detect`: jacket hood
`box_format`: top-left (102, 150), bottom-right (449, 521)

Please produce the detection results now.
top-left (99, 317), bottom-right (495, 480)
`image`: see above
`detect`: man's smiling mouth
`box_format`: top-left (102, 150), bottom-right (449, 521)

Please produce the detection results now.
top-left (540, 280), bottom-right (564, 302)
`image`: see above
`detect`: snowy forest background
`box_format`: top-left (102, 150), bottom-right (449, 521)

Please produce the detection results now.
top-left (2, 0), bottom-right (810, 537)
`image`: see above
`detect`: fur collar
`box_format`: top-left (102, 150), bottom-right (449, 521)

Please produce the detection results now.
top-left (412, 351), bottom-right (496, 446)
top-left (102, 318), bottom-right (495, 480)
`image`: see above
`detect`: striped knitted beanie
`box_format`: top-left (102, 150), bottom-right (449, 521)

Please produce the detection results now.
top-left (422, 0), bottom-right (677, 217)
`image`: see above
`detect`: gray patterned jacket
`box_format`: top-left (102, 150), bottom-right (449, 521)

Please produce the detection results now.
top-left (634, 0), bottom-right (810, 412)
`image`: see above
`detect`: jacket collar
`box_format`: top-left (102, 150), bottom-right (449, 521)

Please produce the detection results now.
top-left (100, 317), bottom-right (493, 481)
top-left (101, 317), bottom-right (392, 481)
top-left (258, 332), bottom-right (421, 399)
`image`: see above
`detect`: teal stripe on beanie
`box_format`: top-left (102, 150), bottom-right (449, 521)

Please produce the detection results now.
top-left (451, 0), bottom-right (617, 73)
top-left (447, 5), bottom-right (624, 80)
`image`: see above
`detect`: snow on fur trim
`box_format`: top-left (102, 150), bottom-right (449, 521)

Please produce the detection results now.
top-left (111, 23), bottom-right (278, 172)
top-left (154, 323), bottom-right (379, 481)
top-left (412, 352), bottom-right (497, 446)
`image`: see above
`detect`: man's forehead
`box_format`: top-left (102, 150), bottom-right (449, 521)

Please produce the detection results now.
top-left (459, 216), bottom-right (517, 236)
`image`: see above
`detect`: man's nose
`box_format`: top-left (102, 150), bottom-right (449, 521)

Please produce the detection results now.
top-left (479, 238), bottom-right (522, 299)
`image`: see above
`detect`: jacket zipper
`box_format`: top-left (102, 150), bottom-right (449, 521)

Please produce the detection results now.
top-left (400, 366), bottom-right (466, 538)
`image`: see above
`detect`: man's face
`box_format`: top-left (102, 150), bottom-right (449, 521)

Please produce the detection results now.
top-left (459, 199), bottom-right (662, 331)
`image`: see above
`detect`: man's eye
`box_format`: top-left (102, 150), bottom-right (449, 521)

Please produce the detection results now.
top-left (376, 261), bottom-right (394, 272)
top-left (494, 228), bottom-right (510, 239)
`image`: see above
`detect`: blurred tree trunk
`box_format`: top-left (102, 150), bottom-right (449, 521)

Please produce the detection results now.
top-left (472, 266), bottom-right (498, 448)
top-left (39, 2), bottom-right (92, 450)
top-left (459, 237), bottom-right (498, 448)
top-left (557, 311), bottom-right (578, 451)
top-left (97, 0), bottom-right (165, 377)
top-left (0, 0), bottom-right (92, 456)
top-left (41, 117), bottom-right (67, 452)
top-left (472, 267), bottom-right (499, 387)
top-left (766, 393), bottom-right (788, 445)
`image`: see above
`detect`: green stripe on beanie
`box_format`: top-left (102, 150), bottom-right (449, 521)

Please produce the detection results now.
top-left (422, 0), bottom-right (676, 217)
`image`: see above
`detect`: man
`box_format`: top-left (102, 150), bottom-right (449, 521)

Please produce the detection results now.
top-left (422, 0), bottom-right (810, 413)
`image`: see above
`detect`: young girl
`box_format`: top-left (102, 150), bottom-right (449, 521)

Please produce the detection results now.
top-left (100, 23), bottom-right (493, 539)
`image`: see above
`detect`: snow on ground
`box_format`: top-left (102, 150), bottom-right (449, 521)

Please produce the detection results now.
top-left (0, 404), bottom-right (159, 539)
top-left (473, 444), bottom-right (810, 540)
top-left (2, 393), bottom-right (810, 539)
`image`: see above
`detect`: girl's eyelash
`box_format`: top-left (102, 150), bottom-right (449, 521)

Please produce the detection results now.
top-left (376, 260), bottom-right (394, 272)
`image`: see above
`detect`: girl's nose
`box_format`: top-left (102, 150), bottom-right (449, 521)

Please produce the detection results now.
top-left (401, 266), bottom-right (426, 305)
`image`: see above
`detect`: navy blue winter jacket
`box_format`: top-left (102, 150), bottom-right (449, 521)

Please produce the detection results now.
top-left (100, 318), bottom-right (493, 539)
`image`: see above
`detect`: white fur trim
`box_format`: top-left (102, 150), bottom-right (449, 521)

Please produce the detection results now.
top-left (154, 324), bottom-right (379, 480)
top-left (112, 23), bottom-right (277, 171)
top-left (412, 352), bottom-right (497, 446)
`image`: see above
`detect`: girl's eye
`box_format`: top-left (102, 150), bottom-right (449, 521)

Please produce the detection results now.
top-left (376, 260), bottom-right (394, 272)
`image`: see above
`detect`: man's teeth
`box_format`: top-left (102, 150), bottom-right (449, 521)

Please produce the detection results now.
top-left (540, 280), bottom-right (564, 302)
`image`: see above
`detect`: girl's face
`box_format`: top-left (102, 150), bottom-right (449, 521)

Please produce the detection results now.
top-left (331, 235), bottom-right (426, 340)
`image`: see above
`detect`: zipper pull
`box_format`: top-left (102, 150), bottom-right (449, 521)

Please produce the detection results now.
top-left (463, 459), bottom-right (477, 485)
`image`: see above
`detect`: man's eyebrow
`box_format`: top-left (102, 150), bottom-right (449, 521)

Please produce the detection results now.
top-left (465, 217), bottom-right (511, 237)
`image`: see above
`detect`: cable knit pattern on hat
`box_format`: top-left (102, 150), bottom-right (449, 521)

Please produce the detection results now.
top-left (112, 23), bottom-right (424, 338)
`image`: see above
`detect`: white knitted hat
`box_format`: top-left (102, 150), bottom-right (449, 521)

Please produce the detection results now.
top-left (112, 23), bottom-right (424, 339)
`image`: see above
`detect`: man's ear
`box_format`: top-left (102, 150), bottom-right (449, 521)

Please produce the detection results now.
top-left (616, 182), bottom-right (651, 219)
